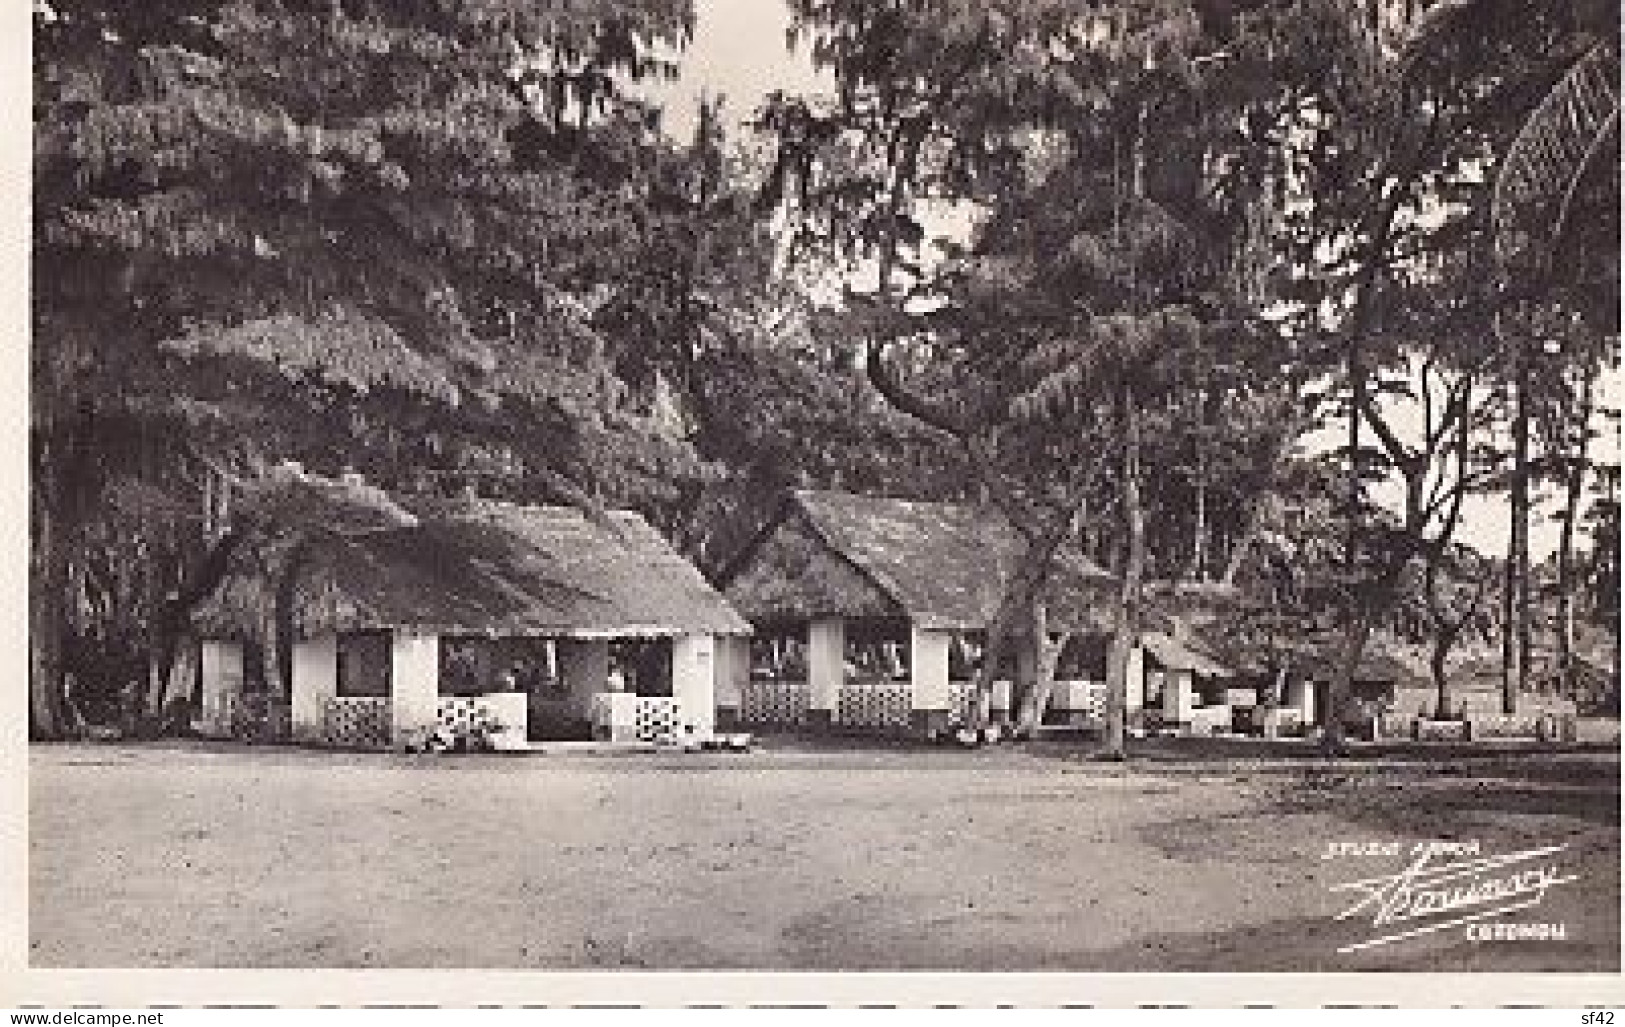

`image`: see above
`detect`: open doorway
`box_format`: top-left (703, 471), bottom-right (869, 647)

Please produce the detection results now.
top-left (610, 638), bottom-right (674, 697)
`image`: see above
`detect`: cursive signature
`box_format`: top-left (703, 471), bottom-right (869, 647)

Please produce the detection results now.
top-left (1328, 842), bottom-right (1579, 953)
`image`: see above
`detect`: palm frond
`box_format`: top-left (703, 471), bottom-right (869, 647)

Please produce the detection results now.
top-left (1492, 40), bottom-right (1621, 271)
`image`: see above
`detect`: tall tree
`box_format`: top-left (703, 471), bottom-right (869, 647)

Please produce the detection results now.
top-left (1258, 0), bottom-right (1614, 743)
top-left (1414, 0), bottom-right (1618, 712)
top-left (1580, 463), bottom-right (1621, 628)
top-left (33, 0), bottom-right (703, 736)
top-left (1531, 319), bottom-right (1618, 694)
top-left (759, 0), bottom-right (1298, 751)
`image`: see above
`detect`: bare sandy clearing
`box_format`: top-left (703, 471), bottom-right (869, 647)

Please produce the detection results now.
top-left (29, 743), bottom-right (1619, 970)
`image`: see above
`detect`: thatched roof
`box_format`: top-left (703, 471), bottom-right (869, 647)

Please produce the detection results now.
top-left (721, 490), bottom-right (1116, 633)
top-left (1143, 631), bottom-right (1232, 677)
top-left (196, 497), bottom-right (750, 640)
top-left (1348, 638), bottom-right (1433, 687)
top-left (1144, 581), bottom-right (1246, 617)
top-left (1189, 617), bottom-right (1439, 686)
top-left (235, 465), bottom-right (419, 534)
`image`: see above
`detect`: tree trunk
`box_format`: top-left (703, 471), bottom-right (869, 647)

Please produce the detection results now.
top-left (1271, 663), bottom-right (1290, 708)
top-left (1221, 519), bottom-right (1257, 587)
top-left (1014, 600), bottom-right (1068, 736)
top-left (1189, 475), bottom-right (1209, 582)
top-left (1431, 629), bottom-right (1455, 721)
top-left (1103, 629), bottom-right (1133, 759)
top-left (966, 555), bottom-right (1050, 735)
top-left (143, 529), bottom-right (249, 726)
top-left (30, 468), bottom-right (69, 740)
top-left (1324, 607), bottom-right (1371, 752)
top-left (964, 495), bottom-right (1083, 736)
top-left (167, 642), bottom-right (198, 709)
top-left (1555, 369), bottom-right (1593, 695)
top-left (967, 616), bottom-right (1012, 735)
top-left (273, 536), bottom-right (317, 711)
top-left (1501, 505), bottom-right (1519, 711)
top-left (1103, 381), bottom-right (1145, 760)
top-left (1327, 338), bottom-right (1368, 754)
top-left (1505, 347), bottom-right (1530, 714)
top-left (1222, 423), bottom-right (1296, 587)
top-left (30, 416), bottom-right (92, 741)
top-left (1424, 554), bottom-right (1450, 719)
top-left (1430, 630), bottom-right (1456, 721)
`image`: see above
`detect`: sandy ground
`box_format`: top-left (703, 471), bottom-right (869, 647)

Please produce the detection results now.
top-left (29, 741), bottom-right (1621, 971)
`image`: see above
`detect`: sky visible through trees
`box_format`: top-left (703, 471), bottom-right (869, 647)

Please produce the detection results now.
top-left (645, 0), bottom-right (1619, 563)
top-left (27, 0), bottom-right (1620, 741)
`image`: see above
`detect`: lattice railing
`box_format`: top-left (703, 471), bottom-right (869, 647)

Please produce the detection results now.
top-left (945, 679), bottom-right (1019, 726)
top-left (197, 691), bottom-right (237, 739)
top-left (739, 679), bottom-right (810, 726)
top-left (1051, 680), bottom-right (1107, 722)
top-left (438, 693), bottom-right (528, 750)
top-left (324, 697), bottom-right (392, 750)
top-left (946, 680), bottom-right (975, 727)
top-left (838, 681), bottom-right (911, 728)
top-left (633, 696), bottom-right (684, 742)
top-left (232, 693), bottom-right (290, 742)
top-left (1469, 716), bottom-right (1539, 739)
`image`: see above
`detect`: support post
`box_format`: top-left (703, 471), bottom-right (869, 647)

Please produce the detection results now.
top-left (1126, 644), bottom-right (1146, 727)
top-left (198, 640), bottom-right (244, 738)
top-left (390, 630), bottom-right (441, 747)
top-left (1162, 669), bottom-right (1196, 725)
top-left (909, 624), bottom-right (951, 738)
top-left (290, 634), bottom-right (338, 743)
top-left (672, 633), bottom-right (717, 737)
top-left (1287, 677), bottom-right (1316, 728)
top-left (713, 635), bottom-right (747, 730)
top-left (1014, 632), bottom-right (1038, 723)
top-left (806, 618), bottom-right (844, 730)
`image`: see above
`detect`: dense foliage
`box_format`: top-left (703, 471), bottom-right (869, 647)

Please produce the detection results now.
top-left (31, 0), bottom-right (1619, 743)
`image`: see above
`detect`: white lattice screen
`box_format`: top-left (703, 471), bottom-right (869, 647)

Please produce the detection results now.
top-left (837, 682), bottom-right (911, 727)
top-left (324, 697), bottom-right (392, 749)
top-left (739, 680), bottom-right (810, 726)
top-left (634, 697), bottom-right (684, 741)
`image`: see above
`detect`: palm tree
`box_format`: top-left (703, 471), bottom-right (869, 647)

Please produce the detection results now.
top-left (1490, 39), bottom-right (1620, 268)
top-left (1398, 2), bottom-right (1618, 714)
top-left (1489, 31), bottom-right (1618, 714)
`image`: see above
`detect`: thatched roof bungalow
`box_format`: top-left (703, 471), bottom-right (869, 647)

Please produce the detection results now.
top-left (199, 503), bottom-right (747, 643)
top-left (193, 494), bottom-right (748, 751)
top-left (1141, 632), bottom-right (1232, 679)
top-left (715, 490), bottom-right (1118, 736)
top-left (721, 489), bottom-right (1117, 632)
